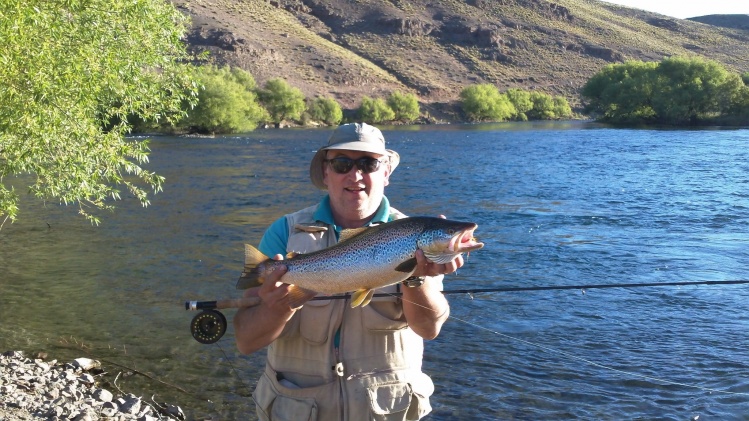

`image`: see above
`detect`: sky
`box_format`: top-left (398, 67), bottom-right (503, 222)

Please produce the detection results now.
top-left (600, 0), bottom-right (749, 19)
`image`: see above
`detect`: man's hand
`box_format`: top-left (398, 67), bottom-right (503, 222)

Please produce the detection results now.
top-left (235, 254), bottom-right (296, 354)
top-left (246, 254), bottom-right (311, 311)
top-left (411, 249), bottom-right (464, 278)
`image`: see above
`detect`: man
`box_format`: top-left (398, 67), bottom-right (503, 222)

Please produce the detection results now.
top-left (234, 122), bottom-right (464, 420)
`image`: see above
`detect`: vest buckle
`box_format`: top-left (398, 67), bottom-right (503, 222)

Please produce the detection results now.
top-left (332, 362), bottom-right (344, 377)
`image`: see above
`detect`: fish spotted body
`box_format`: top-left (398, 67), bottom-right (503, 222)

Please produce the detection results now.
top-left (238, 216), bottom-right (484, 307)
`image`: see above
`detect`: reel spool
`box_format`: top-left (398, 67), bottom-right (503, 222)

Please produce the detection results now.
top-left (190, 309), bottom-right (227, 344)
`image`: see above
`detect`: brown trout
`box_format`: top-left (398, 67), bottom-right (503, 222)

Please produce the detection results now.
top-left (237, 216), bottom-right (484, 308)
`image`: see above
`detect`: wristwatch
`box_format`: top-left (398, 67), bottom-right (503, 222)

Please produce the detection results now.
top-left (402, 276), bottom-right (426, 287)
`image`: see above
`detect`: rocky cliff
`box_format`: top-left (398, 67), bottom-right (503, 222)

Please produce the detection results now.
top-left (172, 0), bottom-right (749, 116)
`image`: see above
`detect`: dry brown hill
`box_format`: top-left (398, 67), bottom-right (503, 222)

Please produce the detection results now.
top-left (172, 0), bottom-right (749, 120)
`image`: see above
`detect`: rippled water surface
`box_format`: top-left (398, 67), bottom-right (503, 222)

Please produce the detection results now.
top-left (1, 122), bottom-right (748, 420)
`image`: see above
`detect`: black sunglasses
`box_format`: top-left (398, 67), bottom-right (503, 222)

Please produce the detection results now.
top-left (325, 156), bottom-right (384, 174)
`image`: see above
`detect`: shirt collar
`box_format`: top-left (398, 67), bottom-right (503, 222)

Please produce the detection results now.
top-left (314, 195), bottom-right (391, 235)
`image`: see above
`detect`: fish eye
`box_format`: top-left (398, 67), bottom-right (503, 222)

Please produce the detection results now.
top-left (447, 229), bottom-right (455, 235)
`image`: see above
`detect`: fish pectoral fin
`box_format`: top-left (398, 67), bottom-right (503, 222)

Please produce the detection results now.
top-left (287, 286), bottom-right (318, 309)
top-left (394, 258), bottom-right (417, 273)
top-left (350, 289), bottom-right (375, 308)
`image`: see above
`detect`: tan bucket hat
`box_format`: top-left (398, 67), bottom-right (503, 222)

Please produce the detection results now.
top-left (310, 123), bottom-right (400, 190)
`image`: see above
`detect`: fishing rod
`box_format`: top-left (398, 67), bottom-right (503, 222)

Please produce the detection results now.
top-left (185, 279), bottom-right (749, 344)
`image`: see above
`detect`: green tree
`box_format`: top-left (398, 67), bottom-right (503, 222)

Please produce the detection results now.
top-left (527, 92), bottom-right (557, 120)
top-left (387, 91), bottom-right (420, 123)
top-left (552, 96), bottom-right (573, 119)
top-left (651, 56), bottom-right (743, 124)
top-left (459, 84), bottom-right (515, 122)
top-left (358, 97), bottom-right (396, 123)
top-left (582, 60), bottom-right (659, 123)
top-left (742, 72), bottom-right (749, 86)
top-left (583, 57), bottom-right (746, 125)
top-left (0, 0), bottom-right (198, 226)
top-left (181, 66), bottom-right (267, 134)
top-left (506, 88), bottom-right (534, 121)
top-left (308, 97), bottom-right (343, 126)
top-left (256, 78), bottom-right (306, 125)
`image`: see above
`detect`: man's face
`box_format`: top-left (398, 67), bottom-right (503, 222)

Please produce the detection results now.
top-left (323, 149), bottom-right (391, 227)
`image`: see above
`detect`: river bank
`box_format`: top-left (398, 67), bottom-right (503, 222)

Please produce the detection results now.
top-left (0, 350), bottom-right (185, 420)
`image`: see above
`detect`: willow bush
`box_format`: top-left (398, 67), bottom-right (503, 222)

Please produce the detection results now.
top-left (0, 0), bottom-right (198, 226)
top-left (256, 78), bottom-right (306, 125)
top-left (387, 91), bottom-right (420, 123)
top-left (358, 97), bottom-right (395, 123)
top-left (582, 56), bottom-right (748, 125)
top-left (308, 97), bottom-right (343, 126)
top-left (180, 65), bottom-right (268, 134)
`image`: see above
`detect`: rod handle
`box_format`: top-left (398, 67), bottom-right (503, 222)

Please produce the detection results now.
top-left (185, 297), bottom-right (261, 311)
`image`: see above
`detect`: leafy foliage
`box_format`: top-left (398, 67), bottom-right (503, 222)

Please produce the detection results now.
top-left (582, 56), bottom-right (747, 125)
top-left (0, 0), bottom-right (198, 226)
top-left (506, 89), bottom-right (533, 121)
top-left (459, 84), bottom-right (515, 122)
top-left (386, 91), bottom-right (420, 123)
top-left (460, 85), bottom-right (570, 122)
top-left (256, 78), bottom-right (306, 125)
top-left (358, 97), bottom-right (395, 123)
top-left (308, 97), bottom-right (343, 126)
top-left (582, 61), bottom-right (659, 123)
top-left (181, 66), bottom-right (268, 134)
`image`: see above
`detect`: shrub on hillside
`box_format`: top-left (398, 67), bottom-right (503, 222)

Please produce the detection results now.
top-left (308, 96), bottom-right (343, 126)
top-left (358, 96), bottom-right (395, 123)
top-left (181, 65), bottom-right (268, 134)
top-left (583, 56), bottom-right (746, 125)
top-left (506, 88), bottom-right (533, 121)
top-left (459, 84), bottom-right (515, 122)
top-left (387, 91), bottom-right (420, 123)
top-left (256, 78), bottom-right (306, 125)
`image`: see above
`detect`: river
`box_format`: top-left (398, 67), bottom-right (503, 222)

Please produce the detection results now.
top-left (1, 121), bottom-right (748, 420)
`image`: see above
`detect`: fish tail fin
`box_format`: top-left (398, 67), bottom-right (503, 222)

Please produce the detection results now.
top-left (236, 244), bottom-right (270, 290)
top-left (350, 289), bottom-right (375, 308)
top-left (287, 286), bottom-right (318, 308)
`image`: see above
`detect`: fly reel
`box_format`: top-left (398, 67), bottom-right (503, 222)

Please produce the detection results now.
top-left (190, 309), bottom-right (227, 344)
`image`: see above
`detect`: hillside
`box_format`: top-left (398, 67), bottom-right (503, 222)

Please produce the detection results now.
top-left (172, 0), bottom-right (749, 119)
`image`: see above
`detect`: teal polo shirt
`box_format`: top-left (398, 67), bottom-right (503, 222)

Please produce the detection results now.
top-left (258, 195), bottom-right (393, 258)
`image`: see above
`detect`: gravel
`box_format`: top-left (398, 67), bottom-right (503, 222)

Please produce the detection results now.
top-left (0, 350), bottom-right (185, 421)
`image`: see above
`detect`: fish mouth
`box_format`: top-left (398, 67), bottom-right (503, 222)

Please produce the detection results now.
top-left (449, 224), bottom-right (484, 253)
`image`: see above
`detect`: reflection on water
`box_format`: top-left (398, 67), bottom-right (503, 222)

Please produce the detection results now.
top-left (1, 122), bottom-right (748, 419)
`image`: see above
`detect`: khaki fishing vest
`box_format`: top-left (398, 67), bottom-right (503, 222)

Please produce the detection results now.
top-left (252, 205), bottom-right (436, 421)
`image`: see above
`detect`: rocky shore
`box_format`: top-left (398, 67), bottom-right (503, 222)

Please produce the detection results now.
top-left (0, 351), bottom-right (185, 420)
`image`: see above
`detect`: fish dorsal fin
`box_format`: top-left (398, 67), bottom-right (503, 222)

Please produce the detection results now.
top-left (339, 227), bottom-right (369, 242)
top-left (350, 289), bottom-right (375, 308)
top-left (294, 224), bottom-right (328, 233)
top-left (287, 286), bottom-right (318, 309)
top-left (394, 257), bottom-right (417, 273)
top-left (423, 251), bottom-right (460, 265)
top-left (245, 244), bottom-right (269, 268)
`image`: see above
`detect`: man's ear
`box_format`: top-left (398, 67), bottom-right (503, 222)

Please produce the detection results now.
top-left (383, 164), bottom-right (391, 187)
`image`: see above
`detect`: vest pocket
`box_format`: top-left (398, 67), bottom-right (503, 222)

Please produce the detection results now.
top-left (361, 301), bottom-right (408, 332)
top-left (253, 370), bottom-right (319, 421)
top-left (366, 380), bottom-right (431, 420)
top-left (299, 299), bottom-right (336, 345)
